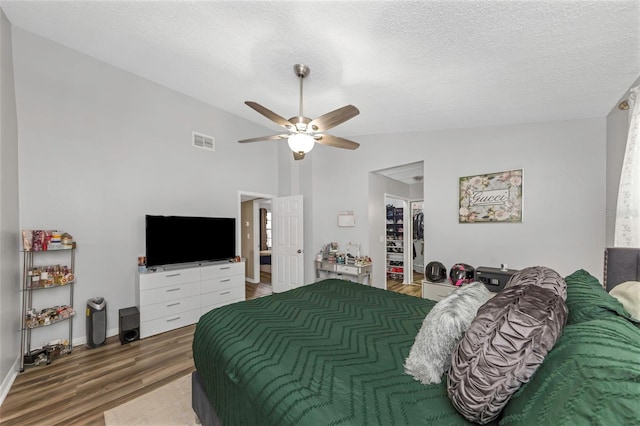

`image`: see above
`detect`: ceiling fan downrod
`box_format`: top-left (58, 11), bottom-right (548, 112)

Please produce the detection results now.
top-left (293, 64), bottom-right (310, 126)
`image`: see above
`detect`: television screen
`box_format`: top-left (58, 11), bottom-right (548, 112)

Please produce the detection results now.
top-left (145, 215), bottom-right (236, 267)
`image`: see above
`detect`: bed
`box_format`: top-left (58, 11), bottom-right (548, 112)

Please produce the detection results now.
top-left (192, 249), bottom-right (640, 425)
top-left (259, 250), bottom-right (271, 273)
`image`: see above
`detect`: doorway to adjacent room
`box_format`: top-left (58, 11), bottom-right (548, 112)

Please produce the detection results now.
top-left (239, 192), bottom-right (273, 299)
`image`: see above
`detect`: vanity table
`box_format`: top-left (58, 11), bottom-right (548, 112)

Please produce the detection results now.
top-left (315, 260), bottom-right (372, 285)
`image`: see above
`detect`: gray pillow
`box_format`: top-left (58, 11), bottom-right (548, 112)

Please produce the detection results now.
top-left (447, 284), bottom-right (567, 424)
top-left (405, 282), bottom-right (491, 384)
top-left (505, 265), bottom-right (567, 301)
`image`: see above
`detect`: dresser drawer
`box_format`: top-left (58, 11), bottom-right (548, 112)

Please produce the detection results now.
top-left (139, 268), bottom-right (200, 291)
top-left (422, 281), bottom-right (457, 301)
top-left (140, 294), bottom-right (201, 322)
top-left (140, 281), bottom-right (200, 306)
top-left (201, 262), bottom-right (243, 280)
top-left (201, 285), bottom-right (244, 313)
top-left (137, 262), bottom-right (245, 339)
top-left (201, 274), bottom-right (244, 294)
top-left (140, 308), bottom-right (201, 339)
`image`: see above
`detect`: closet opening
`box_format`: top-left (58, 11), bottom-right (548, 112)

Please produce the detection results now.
top-left (369, 161), bottom-right (424, 294)
top-left (385, 195), bottom-right (409, 285)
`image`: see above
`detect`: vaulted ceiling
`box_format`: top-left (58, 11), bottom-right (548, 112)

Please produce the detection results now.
top-left (1, 1), bottom-right (638, 138)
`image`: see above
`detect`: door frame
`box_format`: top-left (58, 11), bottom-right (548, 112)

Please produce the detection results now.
top-left (238, 191), bottom-right (274, 284)
top-left (384, 193), bottom-right (410, 286)
top-left (408, 199), bottom-right (425, 281)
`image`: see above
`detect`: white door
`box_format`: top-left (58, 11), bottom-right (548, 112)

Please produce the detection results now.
top-left (272, 195), bottom-right (304, 293)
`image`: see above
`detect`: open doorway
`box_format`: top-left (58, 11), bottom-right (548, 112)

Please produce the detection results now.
top-left (385, 195), bottom-right (410, 286)
top-left (239, 192), bottom-right (273, 300)
top-left (256, 199), bottom-right (272, 287)
top-left (370, 161), bottom-right (424, 297)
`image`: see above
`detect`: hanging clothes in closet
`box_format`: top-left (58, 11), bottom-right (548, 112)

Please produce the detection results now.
top-left (412, 209), bottom-right (424, 273)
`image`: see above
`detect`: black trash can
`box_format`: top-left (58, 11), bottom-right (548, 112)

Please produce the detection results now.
top-left (86, 297), bottom-right (107, 348)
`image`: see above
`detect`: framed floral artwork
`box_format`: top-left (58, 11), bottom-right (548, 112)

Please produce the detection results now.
top-left (459, 169), bottom-right (523, 223)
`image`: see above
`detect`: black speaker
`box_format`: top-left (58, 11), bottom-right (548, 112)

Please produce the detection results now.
top-left (119, 306), bottom-right (140, 345)
top-left (475, 266), bottom-right (519, 292)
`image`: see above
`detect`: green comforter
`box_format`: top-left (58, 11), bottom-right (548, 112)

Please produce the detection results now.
top-left (193, 274), bottom-right (640, 425)
top-left (193, 279), bottom-right (470, 425)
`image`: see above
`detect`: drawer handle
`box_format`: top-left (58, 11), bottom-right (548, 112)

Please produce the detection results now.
top-left (220, 291), bottom-right (231, 295)
top-left (166, 288), bottom-right (180, 292)
top-left (220, 278), bottom-right (231, 283)
top-left (165, 273), bottom-right (180, 277)
top-left (166, 316), bottom-right (181, 322)
top-left (166, 302), bottom-right (180, 307)
top-left (220, 267), bottom-right (230, 270)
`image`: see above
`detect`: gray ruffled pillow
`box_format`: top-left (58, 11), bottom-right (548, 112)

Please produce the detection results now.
top-left (405, 282), bottom-right (491, 384)
top-left (447, 284), bottom-right (567, 424)
top-left (505, 265), bottom-right (567, 301)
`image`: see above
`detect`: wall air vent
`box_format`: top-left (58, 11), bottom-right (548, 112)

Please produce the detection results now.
top-left (193, 132), bottom-right (215, 151)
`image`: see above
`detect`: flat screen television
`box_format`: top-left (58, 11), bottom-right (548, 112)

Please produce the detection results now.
top-left (145, 215), bottom-right (236, 268)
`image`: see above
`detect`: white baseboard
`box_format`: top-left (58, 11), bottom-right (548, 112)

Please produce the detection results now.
top-left (1, 328), bottom-right (120, 407)
top-left (72, 327), bottom-right (119, 347)
top-left (0, 356), bottom-right (20, 407)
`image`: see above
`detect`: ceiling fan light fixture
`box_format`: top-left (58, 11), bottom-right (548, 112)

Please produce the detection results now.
top-left (288, 133), bottom-right (315, 154)
top-left (238, 64), bottom-right (360, 157)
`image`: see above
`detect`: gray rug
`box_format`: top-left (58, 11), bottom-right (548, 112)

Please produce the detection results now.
top-left (104, 375), bottom-right (197, 425)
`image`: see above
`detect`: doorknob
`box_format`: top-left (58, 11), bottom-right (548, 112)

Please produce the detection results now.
top-left (297, 249), bottom-right (302, 253)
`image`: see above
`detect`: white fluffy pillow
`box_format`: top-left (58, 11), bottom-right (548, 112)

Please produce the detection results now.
top-left (610, 281), bottom-right (640, 320)
top-left (405, 282), bottom-right (492, 384)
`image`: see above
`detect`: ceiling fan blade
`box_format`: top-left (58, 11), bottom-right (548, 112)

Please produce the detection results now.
top-left (308, 105), bottom-right (359, 132)
top-left (238, 134), bottom-right (288, 143)
top-left (314, 134), bottom-right (360, 150)
top-left (293, 151), bottom-right (305, 160)
top-left (245, 101), bottom-right (293, 129)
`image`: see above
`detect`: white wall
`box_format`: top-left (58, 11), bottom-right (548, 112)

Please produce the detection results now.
top-left (311, 119), bottom-right (607, 281)
top-left (3, 17), bottom-right (632, 403)
top-left (0, 9), bottom-right (20, 404)
top-left (11, 28), bottom-right (279, 347)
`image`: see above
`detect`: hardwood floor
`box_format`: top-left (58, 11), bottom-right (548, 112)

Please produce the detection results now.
top-left (0, 325), bottom-right (196, 426)
top-left (246, 271), bottom-right (273, 299)
top-left (386, 271), bottom-right (423, 298)
top-left (0, 271), bottom-right (417, 425)
top-left (0, 281), bottom-right (270, 426)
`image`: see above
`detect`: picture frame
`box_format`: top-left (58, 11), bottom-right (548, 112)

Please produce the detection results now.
top-left (338, 211), bottom-right (355, 227)
top-left (459, 169), bottom-right (523, 223)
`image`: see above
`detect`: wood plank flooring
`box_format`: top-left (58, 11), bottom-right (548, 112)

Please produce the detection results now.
top-left (246, 271), bottom-right (273, 299)
top-left (0, 324), bottom-right (195, 426)
top-left (386, 271), bottom-right (423, 298)
top-left (0, 279), bottom-right (272, 426)
top-left (0, 271), bottom-right (422, 425)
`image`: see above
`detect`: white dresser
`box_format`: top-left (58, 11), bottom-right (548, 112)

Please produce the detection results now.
top-left (136, 262), bottom-right (244, 338)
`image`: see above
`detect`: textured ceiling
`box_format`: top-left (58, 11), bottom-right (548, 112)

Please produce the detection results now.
top-left (1, 1), bottom-right (639, 138)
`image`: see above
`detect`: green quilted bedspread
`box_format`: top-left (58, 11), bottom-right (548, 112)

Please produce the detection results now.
top-left (193, 279), bottom-right (471, 426)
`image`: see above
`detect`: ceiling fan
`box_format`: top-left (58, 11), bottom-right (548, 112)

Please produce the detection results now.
top-left (238, 64), bottom-right (360, 160)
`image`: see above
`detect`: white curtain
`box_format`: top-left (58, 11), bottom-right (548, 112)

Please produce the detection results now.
top-left (614, 85), bottom-right (640, 247)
